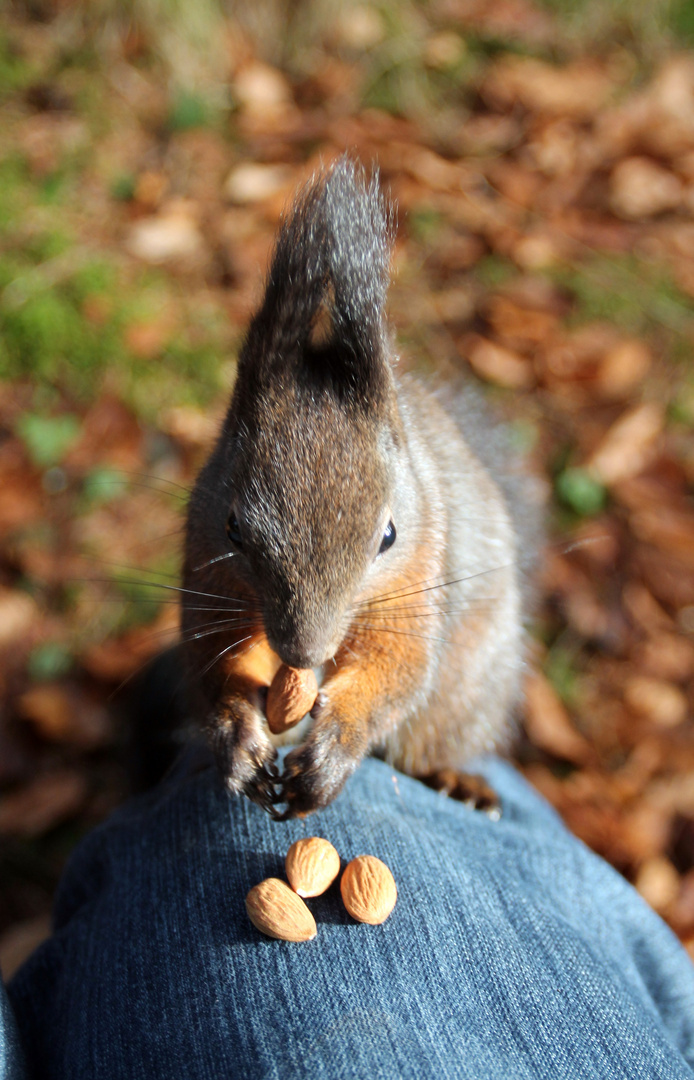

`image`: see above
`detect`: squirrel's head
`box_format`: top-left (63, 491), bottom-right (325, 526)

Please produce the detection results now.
top-left (202, 158), bottom-right (405, 669)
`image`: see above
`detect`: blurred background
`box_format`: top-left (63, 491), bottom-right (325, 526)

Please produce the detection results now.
top-left (1, 0), bottom-right (694, 979)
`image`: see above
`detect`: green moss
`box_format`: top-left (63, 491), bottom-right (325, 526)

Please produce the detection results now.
top-left (547, 255), bottom-right (692, 336)
top-left (670, 0), bottom-right (694, 43)
top-left (0, 154), bottom-right (31, 234)
top-left (110, 173), bottom-right (137, 202)
top-left (80, 468), bottom-right (130, 507)
top-left (545, 644), bottom-right (582, 708)
top-left (27, 642), bottom-right (74, 682)
top-left (0, 32), bottom-right (33, 102)
top-left (16, 412), bottom-right (82, 468)
top-left (167, 89), bottom-right (210, 131)
top-left (555, 466), bottom-right (607, 517)
top-left (407, 206), bottom-right (446, 246)
top-left (473, 255), bottom-right (517, 289)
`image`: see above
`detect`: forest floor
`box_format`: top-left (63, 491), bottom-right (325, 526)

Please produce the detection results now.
top-left (1, 0), bottom-right (694, 978)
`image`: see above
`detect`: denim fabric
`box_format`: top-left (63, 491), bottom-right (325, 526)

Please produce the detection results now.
top-left (5, 755), bottom-right (694, 1080)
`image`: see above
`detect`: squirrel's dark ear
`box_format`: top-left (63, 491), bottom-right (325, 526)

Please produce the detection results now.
top-left (239, 157), bottom-right (395, 406)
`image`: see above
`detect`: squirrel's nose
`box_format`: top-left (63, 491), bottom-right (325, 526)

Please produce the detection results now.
top-left (267, 625), bottom-right (337, 670)
top-left (275, 642), bottom-right (332, 670)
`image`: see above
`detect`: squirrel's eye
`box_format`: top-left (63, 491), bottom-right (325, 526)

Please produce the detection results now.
top-left (378, 519), bottom-right (396, 555)
top-left (226, 511), bottom-right (244, 550)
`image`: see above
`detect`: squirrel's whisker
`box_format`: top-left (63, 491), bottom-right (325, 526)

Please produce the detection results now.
top-left (351, 623), bottom-right (451, 646)
top-left (353, 605), bottom-right (500, 622)
top-left (361, 562), bottom-right (515, 608)
top-left (75, 576), bottom-right (250, 605)
top-left (198, 636), bottom-right (255, 680)
top-left (191, 551), bottom-right (238, 573)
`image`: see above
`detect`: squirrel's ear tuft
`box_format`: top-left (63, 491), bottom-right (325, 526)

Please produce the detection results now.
top-left (239, 156), bottom-right (396, 406)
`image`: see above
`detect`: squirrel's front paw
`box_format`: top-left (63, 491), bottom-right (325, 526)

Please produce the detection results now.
top-left (209, 707), bottom-right (280, 816)
top-left (277, 701), bottom-right (365, 817)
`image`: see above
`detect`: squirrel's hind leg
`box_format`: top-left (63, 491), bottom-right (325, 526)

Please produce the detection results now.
top-left (417, 769), bottom-right (502, 820)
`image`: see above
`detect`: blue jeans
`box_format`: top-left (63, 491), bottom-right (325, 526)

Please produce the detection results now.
top-left (4, 755), bottom-right (694, 1079)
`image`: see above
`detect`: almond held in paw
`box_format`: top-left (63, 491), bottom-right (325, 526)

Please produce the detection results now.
top-left (246, 878), bottom-right (317, 942)
top-left (286, 837), bottom-right (341, 897)
top-left (266, 665), bottom-right (318, 735)
top-left (340, 855), bottom-right (397, 925)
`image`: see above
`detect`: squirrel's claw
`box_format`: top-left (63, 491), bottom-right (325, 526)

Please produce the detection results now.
top-left (242, 761), bottom-right (281, 815)
top-left (275, 731), bottom-right (358, 818)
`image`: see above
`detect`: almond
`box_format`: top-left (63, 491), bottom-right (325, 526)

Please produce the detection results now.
top-left (286, 837), bottom-right (341, 897)
top-left (245, 878), bottom-right (317, 942)
top-left (266, 665), bottom-right (318, 735)
top-left (340, 855), bottom-right (397, 925)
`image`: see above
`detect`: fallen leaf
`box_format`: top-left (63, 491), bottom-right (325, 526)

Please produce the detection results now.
top-left (233, 62), bottom-right (293, 122)
top-left (462, 335), bottom-right (535, 389)
top-left (610, 157), bottom-right (683, 220)
top-left (635, 855), bottom-right (680, 912)
top-left (630, 507), bottom-right (694, 568)
top-left (333, 4), bottom-right (385, 48)
top-left (0, 771), bottom-right (88, 837)
top-left (134, 170), bottom-right (167, 210)
top-left (483, 57), bottom-right (614, 118)
top-left (623, 676), bottom-right (688, 728)
top-left (0, 916), bottom-right (52, 982)
top-left (587, 403), bottom-right (664, 486)
top-left (633, 633), bottom-right (694, 682)
top-left (17, 683), bottom-right (111, 748)
top-left (225, 162), bottom-right (292, 204)
top-left (162, 405), bottom-right (218, 450)
top-left (126, 203), bottom-right (203, 263)
top-left (80, 605), bottom-right (179, 681)
top-left (595, 339), bottom-right (651, 399)
top-left (124, 319), bottom-right (174, 358)
top-left (523, 671), bottom-right (592, 763)
top-left (0, 589), bottom-right (39, 650)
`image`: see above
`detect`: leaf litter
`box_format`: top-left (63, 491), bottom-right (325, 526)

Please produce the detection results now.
top-left (1, 0), bottom-right (694, 976)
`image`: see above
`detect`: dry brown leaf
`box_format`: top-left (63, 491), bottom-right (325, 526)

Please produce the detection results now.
top-left (562, 587), bottom-right (615, 643)
top-left (333, 5), bottom-right (385, 49)
top-left (162, 405), bottom-right (219, 451)
top-left (432, 287), bottom-right (475, 324)
top-left (540, 323), bottom-right (619, 382)
top-left (512, 233), bottom-right (559, 270)
top-left (527, 120), bottom-right (579, 178)
top-left (623, 676), bottom-right (688, 728)
top-left (485, 295), bottom-right (560, 348)
top-left (587, 403), bottom-right (664, 486)
top-left (620, 801), bottom-right (672, 864)
top-left (225, 162), bottom-right (292, 205)
top-left (463, 335), bottom-right (535, 389)
top-left (0, 589), bottom-right (39, 650)
top-left (64, 396), bottom-right (143, 471)
top-left (638, 548), bottom-right (694, 609)
top-left (80, 605), bottom-right (179, 681)
top-left (483, 57), bottom-right (613, 118)
top-left (403, 148), bottom-right (467, 192)
top-left (635, 855), bottom-right (680, 912)
top-left (630, 507), bottom-right (694, 568)
top-left (523, 671), bottom-right (592, 763)
top-left (0, 916), bottom-right (52, 982)
top-left (610, 157), bottom-right (683, 220)
top-left (134, 170), bottom-right (167, 210)
top-left (0, 771), bottom-right (88, 837)
top-left (124, 319), bottom-right (175, 359)
top-left (633, 634), bottom-right (694, 682)
top-left (595, 339), bottom-right (651, 399)
top-left (17, 684), bottom-right (111, 748)
top-left (126, 202), bottom-right (204, 263)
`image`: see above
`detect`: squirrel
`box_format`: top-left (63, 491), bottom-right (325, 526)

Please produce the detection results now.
top-left (181, 156), bottom-right (540, 819)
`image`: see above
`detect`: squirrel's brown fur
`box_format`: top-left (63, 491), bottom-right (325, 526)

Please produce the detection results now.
top-left (182, 158), bottom-right (540, 817)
